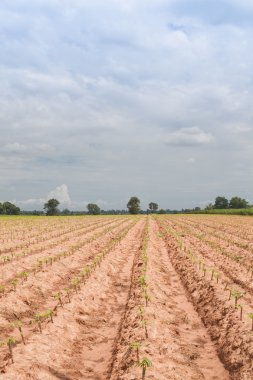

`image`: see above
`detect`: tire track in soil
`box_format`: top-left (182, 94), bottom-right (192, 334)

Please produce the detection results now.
top-left (1, 219), bottom-right (145, 380)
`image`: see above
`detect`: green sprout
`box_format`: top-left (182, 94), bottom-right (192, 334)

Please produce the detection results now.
top-left (53, 292), bottom-right (63, 307)
top-left (6, 337), bottom-right (16, 363)
top-left (11, 320), bottom-right (25, 345)
top-left (64, 288), bottom-right (71, 303)
top-left (34, 314), bottom-right (43, 333)
top-left (138, 357), bottom-right (152, 380)
top-left (131, 341), bottom-right (141, 362)
top-left (141, 319), bottom-right (148, 339)
top-left (0, 284), bottom-right (5, 296)
top-left (231, 289), bottom-right (245, 306)
top-left (235, 304), bottom-right (243, 321)
top-left (11, 279), bottom-right (18, 291)
top-left (138, 276), bottom-right (147, 287)
top-left (248, 313), bottom-right (253, 331)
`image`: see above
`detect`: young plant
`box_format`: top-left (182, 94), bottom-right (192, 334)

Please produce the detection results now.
top-left (131, 341), bottom-right (141, 362)
top-left (34, 314), bottom-right (43, 333)
top-left (64, 288), bottom-right (71, 303)
top-left (53, 292), bottom-right (63, 307)
top-left (248, 313), bottom-right (253, 331)
top-left (11, 279), bottom-right (18, 291)
top-left (231, 290), bottom-right (245, 306)
top-left (235, 304), bottom-right (243, 321)
top-left (0, 284), bottom-right (5, 296)
top-left (11, 320), bottom-right (25, 345)
top-left (6, 337), bottom-right (16, 363)
top-left (141, 319), bottom-right (148, 339)
top-left (138, 357), bottom-right (152, 380)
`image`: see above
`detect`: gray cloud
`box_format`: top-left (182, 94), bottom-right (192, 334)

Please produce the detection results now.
top-left (0, 0), bottom-right (253, 209)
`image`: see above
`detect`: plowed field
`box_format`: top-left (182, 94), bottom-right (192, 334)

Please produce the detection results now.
top-left (0, 215), bottom-right (252, 379)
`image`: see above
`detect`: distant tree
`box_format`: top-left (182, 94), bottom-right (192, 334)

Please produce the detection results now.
top-left (127, 196), bottom-right (141, 214)
top-left (158, 209), bottom-right (166, 214)
top-left (61, 208), bottom-right (71, 215)
top-left (149, 202), bottom-right (158, 213)
top-left (205, 203), bottom-right (214, 210)
top-left (194, 206), bottom-right (201, 211)
top-left (229, 197), bottom-right (248, 209)
top-left (87, 203), bottom-right (101, 215)
top-left (0, 203), bottom-right (3, 214)
top-left (43, 199), bottom-right (60, 216)
top-left (214, 196), bottom-right (229, 209)
top-left (1, 201), bottom-right (20, 215)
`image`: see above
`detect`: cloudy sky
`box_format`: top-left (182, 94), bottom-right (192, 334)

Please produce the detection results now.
top-left (0, 0), bottom-right (253, 210)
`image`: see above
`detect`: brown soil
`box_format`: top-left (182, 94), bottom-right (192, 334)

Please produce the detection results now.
top-left (0, 215), bottom-right (252, 379)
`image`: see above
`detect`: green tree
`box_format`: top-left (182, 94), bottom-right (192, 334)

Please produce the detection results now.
top-left (229, 197), bottom-right (248, 209)
top-left (43, 199), bottom-right (60, 216)
top-left (214, 196), bottom-right (228, 209)
top-left (2, 202), bottom-right (20, 215)
top-left (0, 203), bottom-right (3, 214)
top-left (149, 202), bottom-right (158, 213)
top-left (127, 196), bottom-right (140, 214)
top-left (87, 203), bottom-right (101, 215)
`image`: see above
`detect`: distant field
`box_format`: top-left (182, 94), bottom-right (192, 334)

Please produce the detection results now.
top-left (0, 214), bottom-right (252, 379)
top-left (193, 208), bottom-right (253, 215)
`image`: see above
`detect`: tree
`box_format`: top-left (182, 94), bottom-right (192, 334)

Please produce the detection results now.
top-left (43, 199), bottom-right (60, 216)
top-left (61, 208), bottom-right (71, 215)
top-left (214, 196), bottom-right (228, 209)
top-left (87, 203), bottom-right (101, 215)
top-left (148, 202), bottom-right (158, 213)
top-left (127, 196), bottom-right (140, 214)
top-left (1, 202), bottom-right (20, 215)
top-left (229, 197), bottom-right (248, 209)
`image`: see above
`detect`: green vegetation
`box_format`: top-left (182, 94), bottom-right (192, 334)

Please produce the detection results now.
top-left (138, 357), bottom-right (152, 379)
top-left (87, 203), bottom-right (101, 215)
top-left (0, 202), bottom-right (20, 215)
top-left (148, 202), bottom-right (158, 213)
top-left (43, 198), bottom-right (60, 216)
top-left (127, 196), bottom-right (141, 214)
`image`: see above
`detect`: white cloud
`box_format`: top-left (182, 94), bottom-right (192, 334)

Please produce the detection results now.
top-left (165, 127), bottom-right (215, 146)
top-left (47, 184), bottom-right (71, 204)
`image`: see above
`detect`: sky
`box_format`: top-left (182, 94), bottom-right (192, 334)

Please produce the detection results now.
top-left (0, 0), bottom-right (253, 211)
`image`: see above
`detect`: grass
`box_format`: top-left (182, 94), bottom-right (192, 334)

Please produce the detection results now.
top-left (191, 208), bottom-right (253, 216)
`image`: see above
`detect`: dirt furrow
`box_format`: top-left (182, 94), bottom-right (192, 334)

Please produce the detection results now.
top-left (110, 218), bottom-right (230, 380)
top-left (0, 219), bottom-right (145, 379)
top-left (0, 219), bottom-right (134, 347)
top-left (158, 219), bottom-right (253, 379)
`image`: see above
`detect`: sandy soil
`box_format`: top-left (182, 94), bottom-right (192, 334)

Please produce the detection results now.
top-left (0, 215), bottom-right (253, 379)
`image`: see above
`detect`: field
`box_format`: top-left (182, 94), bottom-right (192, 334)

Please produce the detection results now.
top-left (0, 215), bottom-right (253, 379)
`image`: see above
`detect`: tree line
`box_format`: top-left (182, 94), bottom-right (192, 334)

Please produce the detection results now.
top-left (0, 195), bottom-right (251, 216)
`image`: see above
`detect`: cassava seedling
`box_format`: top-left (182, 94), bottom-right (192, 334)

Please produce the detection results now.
top-left (6, 337), bottom-right (16, 363)
top-left (0, 284), bottom-right (5, 296)
top-left (138, 357), bottom-right (152, 380)
top-left (11, 320), bottom-right (25, 345)
top-left (141, 319), bottom-right (148, 338)
top-left (248, 313), bottom-right (253, 331)
top-left (235, 304), bottom-right (243, 321)
top-left (53, 292), bottom-right (63, 307)
top-left (11, 279), bottom-right (18, 291)
top-left (64, 288), bottom-right (71, 303)
top-left (231, 290), bottom-right (245, 306)
top-left (34, 314), bottom-right (43, 333)
top-left (131, 341), bottom-right (141, 362)
top-left (138, 276), bottom-right (147, 287)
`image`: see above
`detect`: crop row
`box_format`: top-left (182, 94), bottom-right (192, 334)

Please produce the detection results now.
top-left (0, 219), bottom-right (138, 367)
